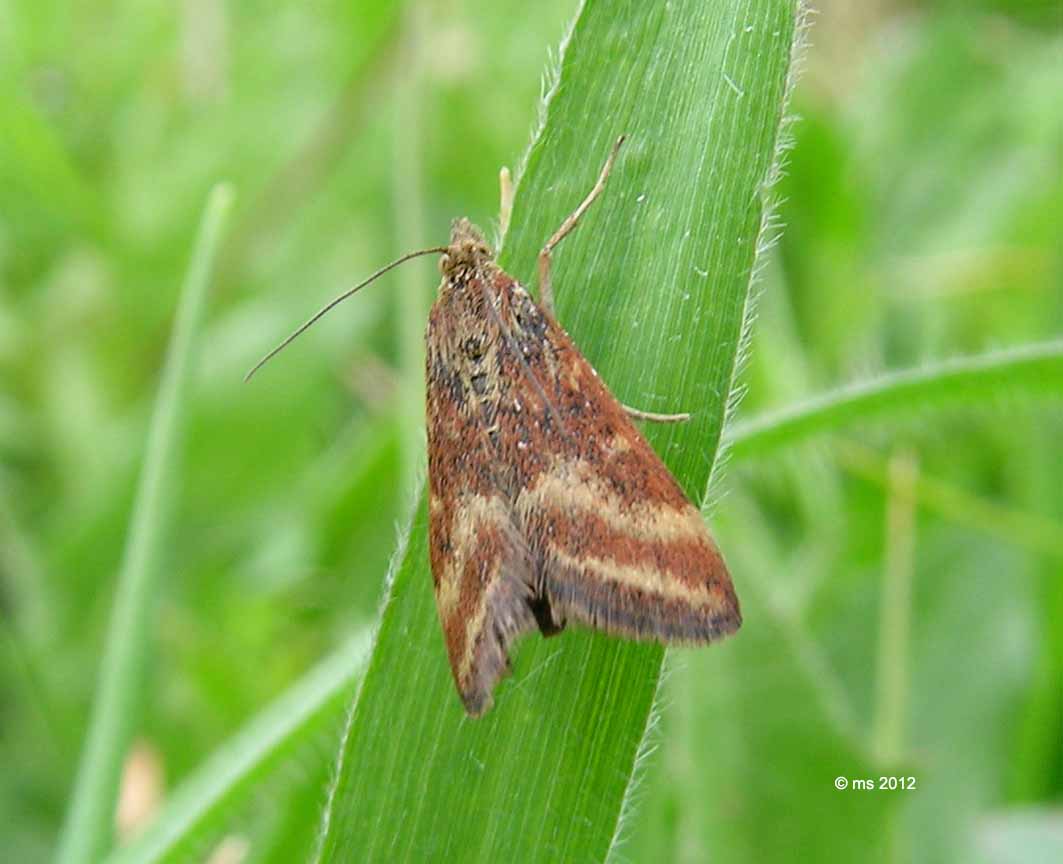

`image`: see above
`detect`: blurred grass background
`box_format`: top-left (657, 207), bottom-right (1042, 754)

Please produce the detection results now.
top-left (1, 0), bottom-right (1061, 862)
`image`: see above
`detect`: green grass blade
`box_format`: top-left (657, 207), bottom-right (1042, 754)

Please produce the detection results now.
top-left (316, 2), bottom-right (802, 861)
top-left (103, 631), bottom-right (371, 864)
top-left (838, 442), bottom-right (1063, 560)
top-left (725, 339), bottom-right (1063, 462)
top-left (55, 185), bottom-right (234, 864)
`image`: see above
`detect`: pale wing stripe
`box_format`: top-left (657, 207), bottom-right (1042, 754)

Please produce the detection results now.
top-left (521, 458), bottom-right (711, 545)
top-left (435, 493), bottom-right (510, 620)
top-left (457, 574), bottom-right (507, 685)
top-left (545, 547), bottom-right (718, 605)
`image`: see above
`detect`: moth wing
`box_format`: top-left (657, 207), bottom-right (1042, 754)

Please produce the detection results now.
top-left (506, 311), bottom-right (741, 645)
top-left (426, 321), bottom-right (537, 717)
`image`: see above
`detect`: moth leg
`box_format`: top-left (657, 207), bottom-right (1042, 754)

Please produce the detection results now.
top-left (623, 404), bottom-right (691, 424)
top-left (498, 166), bottom-right (514, 238)
top-left (537, 134), bottom-right (626, 316)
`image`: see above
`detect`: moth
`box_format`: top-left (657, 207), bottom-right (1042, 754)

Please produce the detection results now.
top-left (248, 137), bottom-right (740, 716)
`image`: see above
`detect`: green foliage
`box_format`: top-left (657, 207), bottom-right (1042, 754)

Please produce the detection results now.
top-left (1, 1), bottom-right (1060, 863)
top-left (106, 632), bottom-right (370, 864)
top-left (726, 340), bottom-right (1063, 461)
top-left (57, 185), bottom-right (233, 864)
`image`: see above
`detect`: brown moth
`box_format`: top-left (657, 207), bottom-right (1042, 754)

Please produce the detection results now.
top-left (247, 138), bottom-right (740, 716)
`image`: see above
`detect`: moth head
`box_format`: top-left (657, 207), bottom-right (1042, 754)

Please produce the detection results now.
top-left (440, 218), bottom-right (493, 281)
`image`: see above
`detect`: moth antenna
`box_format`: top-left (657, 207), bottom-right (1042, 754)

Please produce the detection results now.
top-left (244, 246), bottom-right (449, 382)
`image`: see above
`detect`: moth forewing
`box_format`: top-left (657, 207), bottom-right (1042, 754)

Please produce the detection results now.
top-left (425, 219), bottom-right (738, 717)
